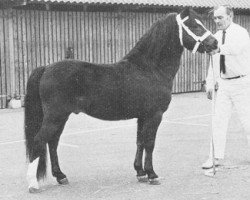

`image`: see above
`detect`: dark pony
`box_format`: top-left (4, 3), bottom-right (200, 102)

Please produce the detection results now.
top-left (24, 7), bottom-right (217, 192)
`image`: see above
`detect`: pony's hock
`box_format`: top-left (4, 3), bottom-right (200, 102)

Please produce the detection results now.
top-left (24, 7), bottom-right (217, 193)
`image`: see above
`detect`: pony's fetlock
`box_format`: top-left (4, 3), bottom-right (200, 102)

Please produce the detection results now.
top-left (136, 169), bottom-right (147, 182)
top-left (136, 169), bottom-right (146, 177)
top-left (146, 169), bottom-right (158, 180)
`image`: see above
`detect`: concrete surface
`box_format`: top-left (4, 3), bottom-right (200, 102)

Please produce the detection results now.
top-left (1, 92), bottom-right (250, 200)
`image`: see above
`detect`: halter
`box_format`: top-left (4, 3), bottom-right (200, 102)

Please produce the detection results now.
top-left (176, 14), bottom-right (212, 54)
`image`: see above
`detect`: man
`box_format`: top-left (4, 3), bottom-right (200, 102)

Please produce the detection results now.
top-left (202, 5), bottom-right (250, 169)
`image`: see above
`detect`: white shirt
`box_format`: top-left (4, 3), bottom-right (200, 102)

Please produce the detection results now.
top-left (206, 22), bottom-right (250, 90)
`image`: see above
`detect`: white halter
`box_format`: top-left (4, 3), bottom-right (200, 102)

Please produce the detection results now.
top-left (176, 14), bottom-right (212, 54)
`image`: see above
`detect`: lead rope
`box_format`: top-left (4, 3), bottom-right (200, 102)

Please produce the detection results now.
top-left (210, 55), bottom-right (216, 176)
top-left (204, 55), bottom-right (217, 177)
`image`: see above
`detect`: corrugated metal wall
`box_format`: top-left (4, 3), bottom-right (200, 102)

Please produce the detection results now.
top-left (8, 9), bottom-right (167, 107)
top-left (1, 8), bottom-right (250, 108)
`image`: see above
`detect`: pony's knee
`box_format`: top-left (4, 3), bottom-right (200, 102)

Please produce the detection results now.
top-left (144, 141), bottom-right (155, 152)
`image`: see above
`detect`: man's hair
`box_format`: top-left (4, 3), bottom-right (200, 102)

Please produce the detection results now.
top-left (213, 5), bottom-right (234, 17)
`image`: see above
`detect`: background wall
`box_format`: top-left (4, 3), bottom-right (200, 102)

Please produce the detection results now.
top-left (0, 5), bottom-right (250, 108)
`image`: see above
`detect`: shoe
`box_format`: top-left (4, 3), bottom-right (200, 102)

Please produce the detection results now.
top-left (202, 158), bottom-right (219, 169)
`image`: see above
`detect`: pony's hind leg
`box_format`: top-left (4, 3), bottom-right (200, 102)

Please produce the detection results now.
top-left (26, 139), bottom-right (47, 193)
top-left (48, 117), bottom-right (69, 185)
top-left (27, 112), bottom-right (69, 192)
top-left (134, 118), bottom-right (147, 182)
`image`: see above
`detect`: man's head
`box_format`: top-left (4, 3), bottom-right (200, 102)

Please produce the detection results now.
top-left (213, 5), bottom-right (233, 30)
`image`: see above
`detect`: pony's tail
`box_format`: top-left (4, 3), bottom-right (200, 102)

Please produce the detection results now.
top-left (24, 66), bottom-right (47, 180)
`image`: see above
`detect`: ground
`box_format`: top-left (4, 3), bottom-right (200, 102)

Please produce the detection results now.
top-left (1, 92), bottom-right (250, 200)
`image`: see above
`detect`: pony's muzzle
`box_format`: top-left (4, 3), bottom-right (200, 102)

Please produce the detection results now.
top-left (204, 38), bottom-right (218, 53)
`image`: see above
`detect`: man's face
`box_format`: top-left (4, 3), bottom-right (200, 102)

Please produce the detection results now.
top-left (213, 7), bottom-right (232, 30)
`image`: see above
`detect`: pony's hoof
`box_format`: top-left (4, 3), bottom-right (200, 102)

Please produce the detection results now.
top-left (58, 177), bottom-right (69, 185)
top-left (28, 187), bottom-right (41, 193)
top-left (149, 178), bottom-right (161, 185)
top-left (137, 175), bottom-right (148, 183)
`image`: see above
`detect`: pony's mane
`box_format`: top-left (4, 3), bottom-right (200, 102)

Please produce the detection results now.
top-left (124, 13), bottom-right (182, 65)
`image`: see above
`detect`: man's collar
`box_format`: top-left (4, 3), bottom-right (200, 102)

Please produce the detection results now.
top-left (223, 22), bottom-right (235, 33)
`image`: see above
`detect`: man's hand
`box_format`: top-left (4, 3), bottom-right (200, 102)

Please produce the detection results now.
top-left (206, 83), bottom-right (218, 100)
top-left (209, 47), bottom-right (220, 55)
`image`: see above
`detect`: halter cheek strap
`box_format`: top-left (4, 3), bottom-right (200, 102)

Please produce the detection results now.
top-left (176, 15), bottom-right (188, 46)
top-left (176, 14), bottom-right (212, 54)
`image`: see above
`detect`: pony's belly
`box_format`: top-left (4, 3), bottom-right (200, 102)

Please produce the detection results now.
top-left (88, 113), bottom-right (134, 121)
top-left (74, 89), bottom-right (171, 121)
top-left (74, 96), bottom-right (138, 120)
top-left (81, 109), bottom-right (135, 121)
top-left (86, 105), bottom-right (139, 121)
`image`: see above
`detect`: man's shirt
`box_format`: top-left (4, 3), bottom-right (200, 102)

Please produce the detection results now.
top-left (206, 22), bottom-right (250, 90)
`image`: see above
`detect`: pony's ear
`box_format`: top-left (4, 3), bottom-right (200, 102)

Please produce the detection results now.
top-left (180, 7), bottom-right (197, 19)
top-left (180, 7), bottom-right (191, 18)
top-left (180, 7), bottom-right (200, 20)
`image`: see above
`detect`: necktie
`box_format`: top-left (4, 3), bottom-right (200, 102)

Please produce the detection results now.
top-left (220, 30), bottom-right (226, 74)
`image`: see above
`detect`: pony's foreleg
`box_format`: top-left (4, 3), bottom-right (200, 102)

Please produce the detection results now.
top-left (143, 111), bottom-right (163, 185)
top-left (134, 118), bottom-right (147, 182)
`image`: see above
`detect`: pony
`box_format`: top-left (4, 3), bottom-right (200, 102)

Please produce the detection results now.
top-left (24, 7), bottom-right (217, 193)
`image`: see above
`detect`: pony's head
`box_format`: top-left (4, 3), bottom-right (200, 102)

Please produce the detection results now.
top-left (177, 8), bottom-right (218, 53)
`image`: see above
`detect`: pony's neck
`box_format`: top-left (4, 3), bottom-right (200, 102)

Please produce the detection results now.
top-left (124, 13), bottom-right (184, 79)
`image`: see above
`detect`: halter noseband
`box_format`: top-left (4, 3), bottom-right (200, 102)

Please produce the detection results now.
top-left (176, 14), bottom-right (212, 54)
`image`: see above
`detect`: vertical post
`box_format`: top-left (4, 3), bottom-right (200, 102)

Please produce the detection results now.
top-left (118, 10), bottom-right (123, 61)
top-left (7, 8), bottom-right (15, 99)
top-left (8, 9), bottom-right (21, 108)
